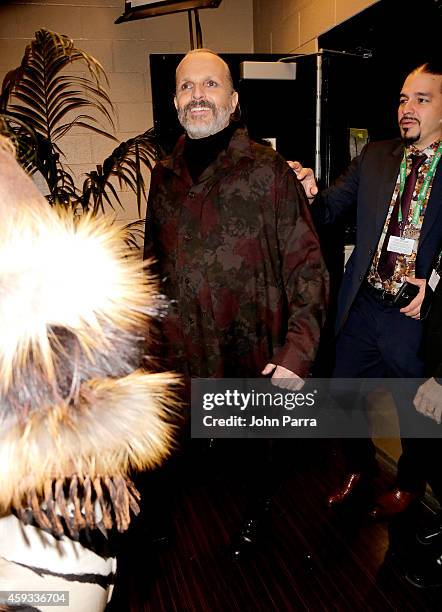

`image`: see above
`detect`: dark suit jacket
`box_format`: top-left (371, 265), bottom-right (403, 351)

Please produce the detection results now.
top-left (314, 139), bottom-right (442, 333)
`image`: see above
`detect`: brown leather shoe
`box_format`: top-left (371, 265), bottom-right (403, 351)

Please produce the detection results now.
top-left (369, 488), bottom-right (422, 519)
top-left (327, 472), bottom-right (363, 507)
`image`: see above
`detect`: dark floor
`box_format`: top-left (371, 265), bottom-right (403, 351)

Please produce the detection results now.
top-left (109, 440), bottom-right (441, 611)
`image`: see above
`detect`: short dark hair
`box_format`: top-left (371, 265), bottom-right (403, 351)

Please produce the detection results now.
top-left (414, 62), bottom-right (441, 76)
top-left (410, 63), bottom-right (442, 92)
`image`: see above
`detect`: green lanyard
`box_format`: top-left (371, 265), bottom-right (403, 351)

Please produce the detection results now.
top-left (398, 140), bottom-right (442, 226)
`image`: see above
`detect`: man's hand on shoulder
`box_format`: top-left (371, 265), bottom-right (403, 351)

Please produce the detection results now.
top-left (261, 363), bottom-right (304, 390)
top-left (413, 377), bottom-right (442, 424)
top-left (287, 161), bottom-right (318, 202)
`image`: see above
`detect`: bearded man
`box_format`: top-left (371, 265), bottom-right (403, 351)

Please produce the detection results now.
top-left (291, 62), bottom-right (442, 519)
top-left (143, 49), bottom-right (328, 557)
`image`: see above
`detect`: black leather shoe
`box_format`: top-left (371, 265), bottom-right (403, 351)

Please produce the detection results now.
top-left (416, 513), bottom-right (442, 546)
top-left (231, 517), bottom-right (261, 560)
top-left (231, 502), bottom-right (271, 561)
top-left (406, 554), bottom-right (442, 588)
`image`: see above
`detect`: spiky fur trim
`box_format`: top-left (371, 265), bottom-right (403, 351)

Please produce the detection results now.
top-left (0, 371), bottom-right (180, 536)
top-left (0, 146), bottom-right (181, 535)
top-left (0, 371), bottom-right (180, 507)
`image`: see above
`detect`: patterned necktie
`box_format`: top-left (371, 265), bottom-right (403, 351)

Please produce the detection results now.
top-left (377, 153), bottom-right (427, 281)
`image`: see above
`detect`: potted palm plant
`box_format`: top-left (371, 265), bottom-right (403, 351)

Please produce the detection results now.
top-left (0, 28), bottom-right (158, 244)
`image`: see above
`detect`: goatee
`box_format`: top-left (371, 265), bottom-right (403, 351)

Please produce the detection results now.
top-left (177, 99), bottom-right (232, 139)
top-left (401, 128), bottom-right (420, 147)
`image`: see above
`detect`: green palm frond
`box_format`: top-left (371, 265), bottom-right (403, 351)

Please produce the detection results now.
top-left (0, 29), bottom-right (160, 247)
top-left (0, 29), bottom-right (115, 141)
top-left (0, 113), bottom-right (37, 171)
top-left (81, 129), bottom-right (159, 217)
top-left (121, 219), bottom-right (146, 250)
top-left (0, 29), bottom-right (117, 203)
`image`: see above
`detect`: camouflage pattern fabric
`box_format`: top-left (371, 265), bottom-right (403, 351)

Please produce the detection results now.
top-left (144, 127), bottom-right (329, 379)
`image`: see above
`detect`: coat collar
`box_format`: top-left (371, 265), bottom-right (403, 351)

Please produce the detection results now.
top-left (159, 126), bottom-right (255, 181)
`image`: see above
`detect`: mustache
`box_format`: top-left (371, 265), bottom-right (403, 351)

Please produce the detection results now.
top-left (183, 99), bottom-right (217, 113)
top-left (400, 115), bottom-right (420, 126)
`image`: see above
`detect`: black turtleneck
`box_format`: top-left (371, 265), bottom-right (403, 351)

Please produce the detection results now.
top-left (183, 122), bottom-right (237, 183)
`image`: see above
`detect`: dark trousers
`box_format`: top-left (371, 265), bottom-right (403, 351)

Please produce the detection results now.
top-left (208, 438), bottom-right (278, 512)
top-left (333, 287), bottom-right (429, 492)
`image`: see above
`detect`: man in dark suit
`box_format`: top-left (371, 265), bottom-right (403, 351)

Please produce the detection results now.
top-left (291, 61), bottom-right (442, 518)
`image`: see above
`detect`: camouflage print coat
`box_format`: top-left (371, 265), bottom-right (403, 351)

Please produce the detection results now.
top-left (144, 127), bottom-right (329, 379)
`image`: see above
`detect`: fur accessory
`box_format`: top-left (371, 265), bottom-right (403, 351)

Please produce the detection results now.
top-left (0, 139), bottom-right (180, 537)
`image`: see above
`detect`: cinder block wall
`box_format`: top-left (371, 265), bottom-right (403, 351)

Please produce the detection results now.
top-left (254, 0), bottom-right (379, 54)
top-left (0, 0), bottom-right (253, 222)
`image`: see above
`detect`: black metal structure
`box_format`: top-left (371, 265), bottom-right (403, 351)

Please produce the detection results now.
top-left (115, 0), bottom-right (221, 47)
top-left (115, 0), bottom-right (221, 22)
top-left (319, 0), bottom-right (441, 158)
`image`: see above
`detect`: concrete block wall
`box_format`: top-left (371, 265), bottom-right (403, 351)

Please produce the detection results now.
top-left (0, 0), bottom-right (253, 222)
top-left (253, 0), bottom-right (379, 54)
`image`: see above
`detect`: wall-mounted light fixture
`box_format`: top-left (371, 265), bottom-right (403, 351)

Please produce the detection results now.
top-left (115, 1), bottom-right (223, 48)
top-left (240, 62), bottom-right (297, 81)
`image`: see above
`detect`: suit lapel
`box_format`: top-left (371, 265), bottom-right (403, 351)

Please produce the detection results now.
top-left (374, 142), bottom-right (403, 238)
top-left (419, 161), bottom-right (442, 248)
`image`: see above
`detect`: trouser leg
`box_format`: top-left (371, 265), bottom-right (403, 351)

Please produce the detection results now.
top-left (378, 311), bottom-right (426, 491)
top-left (333, 291), bottom-right (386, 473)
top-left (244, 439), bottom-right (277, 513)
top-left (394, 391), bottom-right (442, 498)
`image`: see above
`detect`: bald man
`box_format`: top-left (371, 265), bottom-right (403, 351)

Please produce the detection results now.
top-left (144, 49), bottom-right (328, 557)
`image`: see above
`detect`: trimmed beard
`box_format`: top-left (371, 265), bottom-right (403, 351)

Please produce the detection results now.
top-left (400, 123), bottom-right (420, 147)
top-left (402, 132), bottom-right (420, 146)
top-left (178, 99), bottom-right (232, 139)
